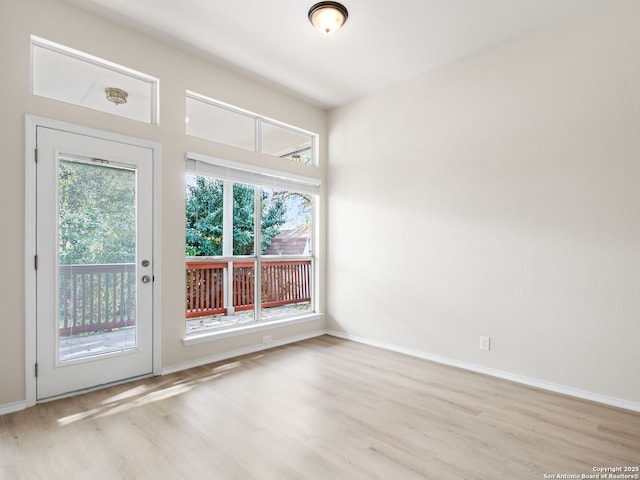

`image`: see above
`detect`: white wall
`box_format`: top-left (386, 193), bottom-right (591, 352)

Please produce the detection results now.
top-left (327, 0), bottom-right (640, 404)
top-left (0, 0), bottom-right (326, 407)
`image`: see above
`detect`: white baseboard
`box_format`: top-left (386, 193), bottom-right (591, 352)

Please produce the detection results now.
top-left (326, 330), bottom-right (640, 413)
top-left (162, 330), bottom-right (326, 375)
top-left (0, 401), bottom-right (27, 416)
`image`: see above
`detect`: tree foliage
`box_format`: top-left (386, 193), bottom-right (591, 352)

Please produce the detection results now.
top-left (58, 160), bottom-right (136, 265)
top-left (58, 164), bottom-right (297, 264)
top-left (185, 177), bottom-right (286, 256)
top-left (269, 190), bottom-right (312, 227)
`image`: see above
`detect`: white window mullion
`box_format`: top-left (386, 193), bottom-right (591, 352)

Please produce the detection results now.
top-left (255, 118), bottom-right (262, 154)
top-left (223, 180), bottom-right (235, 315)
top-left (222, 180), bottom-right (234, 257)
top-left (311, 134), bottom-right (318, 166)
top-left (254, 185), bottom-right (262, 322)
top-left (310, 196), bottom-right (317, 313)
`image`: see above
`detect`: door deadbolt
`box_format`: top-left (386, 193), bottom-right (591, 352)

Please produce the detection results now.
top-left (141, 259), bottom-right (150, 267)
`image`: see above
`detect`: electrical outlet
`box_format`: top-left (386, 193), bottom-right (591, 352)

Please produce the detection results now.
top-left (262, 335), bottom-right (272, 344)
top-left (480, 336), bottom-right (491, 351)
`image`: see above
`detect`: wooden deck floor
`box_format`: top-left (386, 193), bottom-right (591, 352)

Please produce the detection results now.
top-left (2, 335), bottom-right (639, 479)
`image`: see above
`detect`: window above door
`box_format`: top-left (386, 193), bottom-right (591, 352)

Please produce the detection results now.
top-left (31, 36), bottom-right (159, 124)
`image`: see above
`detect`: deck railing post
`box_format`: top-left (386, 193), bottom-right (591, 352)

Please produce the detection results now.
top-left (225, 261), bottom-right (235, 316)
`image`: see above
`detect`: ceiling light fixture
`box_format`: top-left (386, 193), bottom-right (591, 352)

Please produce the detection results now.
top-left (308, 2), bottom-right (348, 35)
top-left (105, 87), bottom-right (128, 105)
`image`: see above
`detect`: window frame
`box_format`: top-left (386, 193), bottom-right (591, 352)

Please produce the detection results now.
top-left (184, 152), bottom-right (320, 338)
top-left (186, 90), bottom-right (318, 165)
top-left (31, 36), bottom-right (160, 124)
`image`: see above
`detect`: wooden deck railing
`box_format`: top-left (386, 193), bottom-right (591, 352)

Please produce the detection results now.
top-left (185, 261), bottom-right (226, 318)
top-left (185, 259), bottom-right (312, 318)
top-left (263, 260), bottom-right (312, 308)
top-left (233, 262), bottom-right (255, 312)
top-left (60, 260), bottom-right (312, 334)
top-left (59, 263), bottom-right (136, 336)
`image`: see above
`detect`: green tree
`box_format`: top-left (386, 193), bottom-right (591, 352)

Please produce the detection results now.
top-left (185, 177), bottom-right (286, 256)
top-left (58, 160), bottom-right (136, 265)
top-left (185, 177), bottom-right (224, 256)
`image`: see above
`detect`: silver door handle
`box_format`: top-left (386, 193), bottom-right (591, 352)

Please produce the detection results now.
top-left (141, 275), bottom-right (151, 283)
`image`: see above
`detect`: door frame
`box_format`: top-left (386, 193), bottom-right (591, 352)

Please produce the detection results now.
top-left (24, 115), bottom-right (162, 407)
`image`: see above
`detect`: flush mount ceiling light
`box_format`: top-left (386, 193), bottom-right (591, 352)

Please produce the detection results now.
top-left (105, 87), bottom-right (128, 105)
top-left (308, 2), bottom-right (348, 35)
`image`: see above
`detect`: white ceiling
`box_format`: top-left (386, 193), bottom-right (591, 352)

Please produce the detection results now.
top-left (65, 0), bottom-right (602, 109)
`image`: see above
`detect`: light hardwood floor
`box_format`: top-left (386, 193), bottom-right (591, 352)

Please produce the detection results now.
top-left (1, 335), bottom-right (639, 479)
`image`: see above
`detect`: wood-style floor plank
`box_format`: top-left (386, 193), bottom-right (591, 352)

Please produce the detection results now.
top-left (1, 335), bottom-right (639, 479)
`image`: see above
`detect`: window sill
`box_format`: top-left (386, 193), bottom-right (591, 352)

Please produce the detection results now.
top-left (182, 313), bottom-right (323, 347)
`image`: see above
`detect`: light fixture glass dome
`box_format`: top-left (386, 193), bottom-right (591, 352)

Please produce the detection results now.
top-left (308, 2), bottom-right (348, 35)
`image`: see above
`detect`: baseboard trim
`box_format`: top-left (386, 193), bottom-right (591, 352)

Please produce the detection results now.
top-left (162, 330), bottom-right (326, 375)
top-left (326, 330), bottom-right (640, 413)
top-left (0, 401), bottom-right (27, 416)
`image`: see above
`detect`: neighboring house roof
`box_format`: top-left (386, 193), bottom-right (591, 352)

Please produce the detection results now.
top-left (264, 225), bottom-right (311, 255)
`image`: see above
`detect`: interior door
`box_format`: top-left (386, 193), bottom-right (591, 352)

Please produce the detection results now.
top-left (36, 126), bottom-right (153, 400)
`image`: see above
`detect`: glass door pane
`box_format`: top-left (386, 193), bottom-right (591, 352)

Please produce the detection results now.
top-left (57, 156), bottom-right (137, 361)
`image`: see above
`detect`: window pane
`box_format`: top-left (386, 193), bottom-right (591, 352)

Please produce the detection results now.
top-left (261, 188), bottom-right (313, 321)
top-left (186, 177), bottom-right (257, 333)
top-left (262, 188), bottom-right (312, 256)
top-left (185, 260), bottom-right (257, 333)
top-left (261, 122), bottom-right (313, 164)
top-left (186, 96), bottom-right (255, 151)
top-left (32, 39), bottom-right (157, 124)
top-left (260, 259), bottom-right (312, 321)
top-left (232, 183), bottom-right (255, 256)
top-left (58, 157), bottom-right (137, 361)
top-left (186, 91), bottom-right (318, 166)
top-left (185, 175), bottom-right (223, 256)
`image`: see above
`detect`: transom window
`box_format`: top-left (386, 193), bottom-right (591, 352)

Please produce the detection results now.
top-left (185, 154), bottom-right (320, 333)
top-left (31, 36), bottom-right (159, 124)
top-left (186, 91), bottom-right (317, 165)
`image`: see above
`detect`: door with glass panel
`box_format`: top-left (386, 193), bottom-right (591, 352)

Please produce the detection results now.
top-left (36, 127), bottom-right (153, 400)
